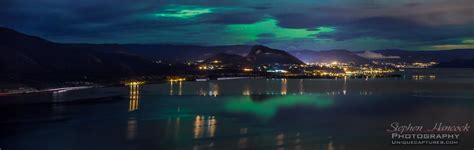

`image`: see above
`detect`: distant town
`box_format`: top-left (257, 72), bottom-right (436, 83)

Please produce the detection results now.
top-left (0, 58), bottom-right (438, 95)
top-left (163, 60), bottom-right (436, 82)
top-left (1, 27), bottom-right (472, 95)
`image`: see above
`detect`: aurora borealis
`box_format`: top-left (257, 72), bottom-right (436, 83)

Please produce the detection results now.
top-left (154, 5), bottom-right (214, 19)
top-left (225, 95), bottom-right (334, 119)
top-left (0, 0), bottom-right (472, 51)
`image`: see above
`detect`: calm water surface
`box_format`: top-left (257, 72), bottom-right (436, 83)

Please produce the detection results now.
top-left (1, 69), bottom-right (473, 150)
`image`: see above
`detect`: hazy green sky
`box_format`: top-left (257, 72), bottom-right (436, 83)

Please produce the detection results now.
top-left (1, 0), bottom-right (473, 51)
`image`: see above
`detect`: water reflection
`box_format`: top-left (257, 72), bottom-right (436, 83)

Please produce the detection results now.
top-left (412, 75), bottom-right (436, 80)
top-left (164, 116), bottom-right (183, 141)
top-left (193, 115), bottom-right (217, 139)
top-left (52, 90), bottom-right (65, 103)
top-left (195, 83), bottom-right (220, 97)
top-left (238, 128), bottom-right (249, 149)
top-left (126, 82), bottom-right (142, 140)
top-left (128, 83), bottom-right (141, 112)
top-left (193, 116), bottom-right (203, 139)
top-left (169, 81), bottom-right (184, 95)
top-left (281, 79), bottom-right (287, 95)
top-left (243, 85), bottom-right (251, 96)
top-left (295, 132), bottom-right (301, 150)
top-left (169, 78), bottom-right (385, 97)
top-left (199, 88), bottom-right (207, 96)
top-left (174, 117), bottom-right (181, 140)
top-left (299, 79), bottom-right (304, 95)
top-left (225, 95), bottom-right (334, 119)
top-left (342, 77), bottom-right (347, 95)
top-left (179, 81), bottom-right (183, 95)
top-left (6, 69), bottom-right (474, 150)
top-left (209, 83), bottom-right (219, 97)
top-left (169, 81), bottom-right (174, 95)
top-left (328, 141), bottom-right (335, 150)
top-left (359, 91), bottom-right (373, 96)
top-left (51, 91), bottom-right (66, 119)
top-left (276, 133), bottom-right (285, 146)
top-left (238, 137), bottom-right (248, 149)
top-left (127, 117), bottom-right (137, 140)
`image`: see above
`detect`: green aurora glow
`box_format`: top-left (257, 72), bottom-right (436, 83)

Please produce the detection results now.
top-left (225, 18), bottom-right (335, 43)
top-left (224, 95), bottom-right (334, 119)
top-left (154, 5), bottom-right (213, 18)
top-left (3, 1), bottom-right (472, 51)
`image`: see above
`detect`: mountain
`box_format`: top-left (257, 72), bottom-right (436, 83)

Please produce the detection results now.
top-left (202, 46), bottom-right (304, 67)
top-left (203, 53), bottom-right (252, 70)
top-left (290, 50), bottom-right (371, 64)
top-left (373, 49), bottom-right (474, 63)
top-left (203, 53), bottom-right (249, 65)
top-left (2, 26), bottom-right (472, 83)
top-left (123, 44), bottom-right (251, 62)
top-left (436, 59), bottom-right (474, 68)
top-left (246, 45), bottom-right (304, 65)
top-left (0, 27), bottom-right (163, 82)
top-left (291, 49), bottom-right (474, 64)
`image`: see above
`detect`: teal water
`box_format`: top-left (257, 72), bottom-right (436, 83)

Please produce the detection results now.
top-left (1, 68), bottom-right (473, 150)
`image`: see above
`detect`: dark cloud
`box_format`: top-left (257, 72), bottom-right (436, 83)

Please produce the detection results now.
top-left (404, 2), bottom-right (422, 7)
top-left (0, 0), bottom-right (472, 50)
top-left (272, 0), bottom-right (473, 28)
top-left (272, 6), bottom-right (370, 29)
top-left (274, 13), bottom-right (319, 29)
top-left (319, 17), bottom-right (474, 42)
top-left (200, 12), bottom-right (265, 24)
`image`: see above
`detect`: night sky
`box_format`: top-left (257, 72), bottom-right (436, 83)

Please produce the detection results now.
top-left (1, 0), bottom-right (473, 51)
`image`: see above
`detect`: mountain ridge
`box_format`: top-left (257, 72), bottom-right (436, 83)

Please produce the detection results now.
top-left (0, 27), bottom-right (164, 82)
top-left (2, 27), bottom-right (474, 72)
top-left (246, 45), bottom-right (304, 65)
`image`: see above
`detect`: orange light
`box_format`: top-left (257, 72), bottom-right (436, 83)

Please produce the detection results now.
top-left (243, 68), bottom-right (253, 72)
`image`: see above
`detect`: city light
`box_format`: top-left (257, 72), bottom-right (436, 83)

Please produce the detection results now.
top-left (267, 69), bottom-right (288, 73)
top-left (125, 81), bottom-right (145, 86)
top-left (243, 68), bottom-right (253, 72)
top-left (169, 78), bottom-right (186, 82)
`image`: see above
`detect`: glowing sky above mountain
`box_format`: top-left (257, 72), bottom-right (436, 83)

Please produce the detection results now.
top-left (0, 0), bottom-right (473, 51)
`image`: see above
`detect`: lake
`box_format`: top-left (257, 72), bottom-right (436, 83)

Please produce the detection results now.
top-left (1, 68), bottom-right (473, 150)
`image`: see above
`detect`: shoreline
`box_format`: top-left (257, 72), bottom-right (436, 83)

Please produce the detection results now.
top-left (0, 85), bottom-right (98, 96)
top-left (0, 74), bottom-right (403, 97)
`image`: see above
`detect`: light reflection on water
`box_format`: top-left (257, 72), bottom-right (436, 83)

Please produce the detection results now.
top-left (128, 83), bottom-right (140, 112)
top-left (193, 115), bottom-right (217, 139)
top-left (127, 117), bottom-right (137, 140)
top-left (412, 75), bottom-right (437, 80)
top-left (209, 82), bottom-right (219, 97)
top-left (190, 78), bottom-right (362, 97)
top-left (129, 74), bottom-right (472, 149)
top-left (224, 95), bottom-right (334, 119)
top-left (281, 79), bottom-right (287, 95)
top-left (1, 69), bottom-right (474, 150)
top-left (169, 80), bottom-right (184, 96)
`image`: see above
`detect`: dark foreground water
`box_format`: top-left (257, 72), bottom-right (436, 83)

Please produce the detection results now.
top-left (1, 69), bottom-right (474, 150)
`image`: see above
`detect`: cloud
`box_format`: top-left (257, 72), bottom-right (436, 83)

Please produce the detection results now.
top-left (430, 39), bottom-right (474, 50)
top-left (430, 44), bottom-right (474, 50)
top-left (0, 0), bottom-right (472, 50)
top-left (357, 51), bottom-right (400, 59)
top-left (272, 0), bottom-right (474, 28)
top-left (318, 17), bottom-right (474, 42)
top-left (200, 11), bottom-right (265, 24)
top-left (225, 18), bottom-right (328, 43)
top-left (462, 39), bottom-right (474, 44)
top-left (154, 5), bottom-right (214, 18)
